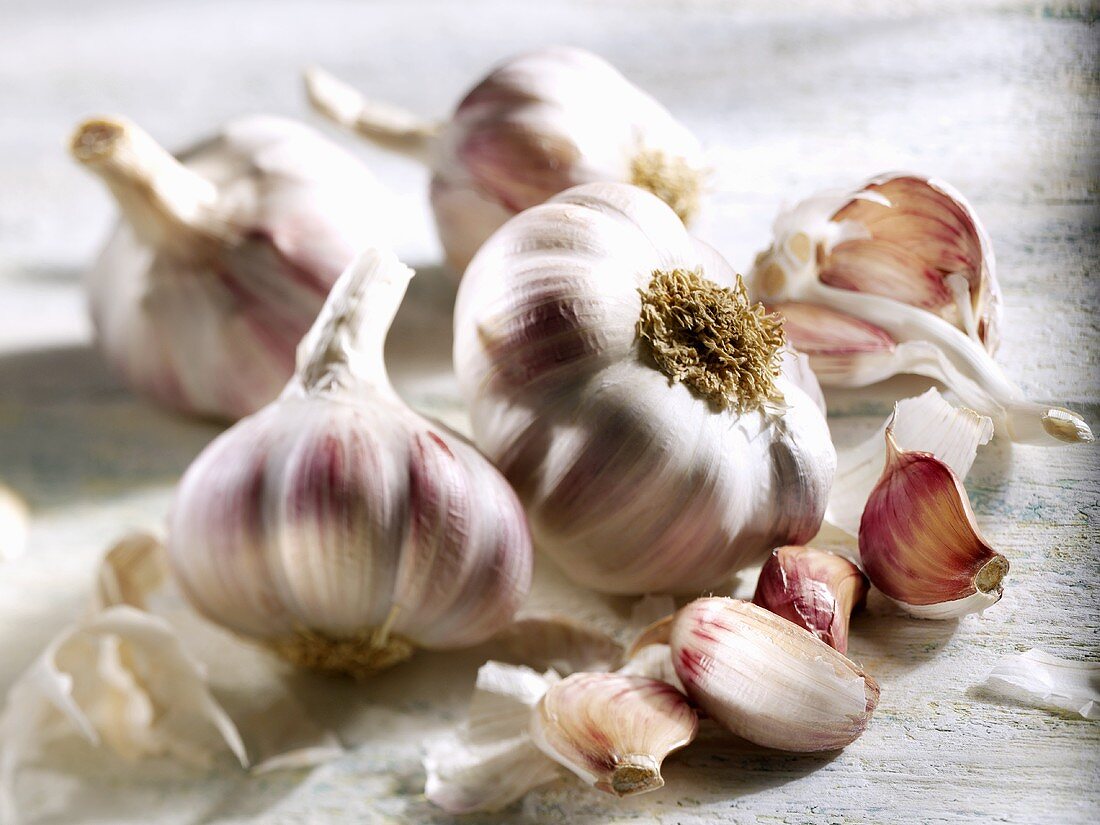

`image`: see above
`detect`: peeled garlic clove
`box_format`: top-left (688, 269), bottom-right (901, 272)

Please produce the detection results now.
top-left (859, 423), bottom-right (1009, 619)
top-left (530, 672), bottom-right (697, 797)
top-left (750, 172), bottom-right (1092, 446)
top-left (167, 249), bottom-right (533, 676)
top-left (306, 47), bottom-right (704, 273)
top-left (70, 114), bottom-right (390, 420)
top-left (752, 545), bottom-right (867, 654)
top-left (454, 182), bottom-right (836, 594)
top-left (634, 598), bottom-right (879, 752)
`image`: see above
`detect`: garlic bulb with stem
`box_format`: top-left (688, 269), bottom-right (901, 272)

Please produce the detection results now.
top-left (749, 172), bottom-right (1092, 446)
top-left (631, 598), bottom-right (879, 752)
top-left (305, 46), bottom-right (704, 273)
top-left (166, 248), bottom-right (533, 676)
top-left (70, 114), bottom-right (390, 420)
top-left (453, 181), bottom-right (836, 594)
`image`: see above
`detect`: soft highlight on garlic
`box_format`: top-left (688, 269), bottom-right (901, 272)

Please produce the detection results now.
top-left (859, 420), bottom-right (1009, 619)
top-left (750, 173), bottom-right (1092, 446)
top-left (453, 182), bottom-right (835, 594)
top-left (632, 598), bottom-right (879, 752)
top-left (530, 672), bottom-right (697, 797)
top-left (167, 249), bottom-right (533, 676)
top-left (71, 114), bottom-right (390, 420)
top-left (305, 46), bottom-right (704, 272)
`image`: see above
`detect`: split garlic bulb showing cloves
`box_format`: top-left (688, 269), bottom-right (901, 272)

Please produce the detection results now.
top-left (166, 249), bottom-right (533, 676)
top-left (530, 672), bottom-right (697, 797)
top-left (633, 598), bottom-right (879, 752)
top-left (70, 114), bottom-right (390, 420)
top-left (305, 46), bottom-right (704, 273)
top-left (453, 182), bottom-right (836, 594)
top-left (749, 173), bottom-right (1092, 446)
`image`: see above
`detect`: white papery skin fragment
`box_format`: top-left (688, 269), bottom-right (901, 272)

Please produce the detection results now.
top-left (983, 649), bottom-right (1100, 720)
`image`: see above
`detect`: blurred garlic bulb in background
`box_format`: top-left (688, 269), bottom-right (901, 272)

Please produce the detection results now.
top-left (305, 46), bottom-right (704, 273)
top-left (749, 173), bottom-right (1092, 446)
top-left (71, 114), bottom-right (389, 420)
top-left (453, 182), bottom-right (835, 594)
top-left (167, 249), bottom-right (533, 676)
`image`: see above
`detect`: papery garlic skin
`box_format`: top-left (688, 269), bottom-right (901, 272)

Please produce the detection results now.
top-left (306, 46), bottom-right (704, 273)
top-left (167, 249), bottom-right (533, 675)
top-left (750, 173), bottom-right (1092, 446)
top-left (530, 672), bottom-right (697, 797)
top-left (859, 425), bottom-right (1009, 619)
top-left (752, 546), bottom-right (867, 654)
top-left (71, 114), bottom-right (390, 420)
top-left (453, 182), bottom-right (835, 594)
top-left (634, 598), bottom-right (879, 752)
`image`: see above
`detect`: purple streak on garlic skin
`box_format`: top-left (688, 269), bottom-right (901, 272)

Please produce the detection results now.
top-left (752, 546), bottom-right (868, 654)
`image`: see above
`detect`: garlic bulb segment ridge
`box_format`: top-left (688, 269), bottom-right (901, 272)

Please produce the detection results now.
top-left (306, 46), bottom-right (704, 272)
top-left (859, 422), bottom-right (1009, 619)
top-left (167, 249), bottom-right (533, 677)
top-left (752, 545), bottom-right (867, 653)
top-left (632, 598), bottom-right (879, 752)
top-left (530, 672), bottom-right (697, 797)
top-left (70, 114), bottom-right (389, 420)
top-left (454, 181), bottom-right (835, 594)
top-left (750, 173), bottom-right (1092, 446)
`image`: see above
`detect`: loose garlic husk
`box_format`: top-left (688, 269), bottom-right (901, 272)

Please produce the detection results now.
top-left (166, 249), bottom-right (533, 676)
top-left (529, 672), bottom-right (697, 797)
top-left (752, 545), bottom-right (867, 653)
top-left (453, 182), bottom-right (835, 594)
top-left (859, 421), bottom-right (1009, 619)
top-left (633, 598), bottom-right (880, 752)
top-left (70, 114), bottom-right (390, 420)
top-left (305, 46), bottom-right (704, 273)
top-left (750, 173), bottom-right (1092, 446)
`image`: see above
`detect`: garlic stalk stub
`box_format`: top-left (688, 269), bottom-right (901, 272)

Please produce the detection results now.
top-left (453, 182), bottom-right (835, 594)
top-left (71, 114), bottom-right (390, 420)
top-left (749, 173), bottom-right (1092, 446)
top-left (632, 598), bottom-right (879, 752)
top-left (305, 46), bottom-right (704, 273)
top-left (167, 249), bottom-right (533, 676)
top-left (859, 422), bottom-right (1009, 619)
top-left (752, 546), bottom-right (867, 654)
top-left (529, 672), bottom-right (697, 797)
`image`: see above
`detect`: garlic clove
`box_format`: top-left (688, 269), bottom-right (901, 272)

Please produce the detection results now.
top-left (859, 423), bottom-right (1009, 619)
top-left (820, 239), bottom-right (957, 317)
top-left (529, 672), bottom-right (697, 797)
top-left (632, 598), bottom-right (879, 752)
top-left (752, 545), bottom-right (867, 654)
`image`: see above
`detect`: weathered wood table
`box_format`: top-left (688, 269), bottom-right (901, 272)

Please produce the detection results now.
top-left (1, 1), bottom-right (1096, 822)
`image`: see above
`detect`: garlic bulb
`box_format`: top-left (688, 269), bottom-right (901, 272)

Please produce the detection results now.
top-left (529, 672), bottom-right (697, 797)
top-left (166, 249), bottom-right (533, 675)
top-left (633, 598), bottom-right (879, 752)
top-left (71, 114), bottom-right (390, 420)
top-left (750, 173), bottom-right (1092, 446)
top-left (305, 46), bottom-right (704, 273)
top-left (752, 545), bottom-right (867, 653)
top-left (859, 422), bottom-right (1009, 619)
top-left (453, 182), bottom-right (835, 594)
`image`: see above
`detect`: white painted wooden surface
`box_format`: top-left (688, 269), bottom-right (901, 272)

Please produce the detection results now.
top-left (1, 1), bottom-right (1097, 822)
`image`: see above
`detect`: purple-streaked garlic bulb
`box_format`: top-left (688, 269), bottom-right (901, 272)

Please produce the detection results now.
top-left (70, 114), bottom-right (390, 420)
top-left (452, 182), bottom-right (835, 595)
top-left (750, 173), bottom-right (1092, 446)
top-left (633, 598), bottom-right (880, 752)
top-left (167, 250), bottom-right (533, 676)
top-left (752, 545), bottom-right (867, 654)
top-left (305, 46), bottom-right (703, 273)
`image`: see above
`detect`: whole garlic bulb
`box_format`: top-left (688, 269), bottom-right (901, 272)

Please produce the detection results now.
top-left (70, 114), bottom-right (390, 420)
top-left (305, 46), bottom-right (704, 273)
top-left (167, 249), bottom-right (533, 676)
top-left (453, 182), bottom-right (836, 595)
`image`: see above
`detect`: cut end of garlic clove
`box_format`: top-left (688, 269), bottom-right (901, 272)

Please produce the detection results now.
top-left (70, 117), bottom-right (130, 163)
top-left (1041, 407), bottom-right (1095, 445)
top-left (602, 754), bottom-right (663, 797)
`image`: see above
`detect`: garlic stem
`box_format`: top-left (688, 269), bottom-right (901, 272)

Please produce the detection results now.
top-left (304, 67), bottom-right (439, 164)
top-left (70, 116), bottom-right (226, 249)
